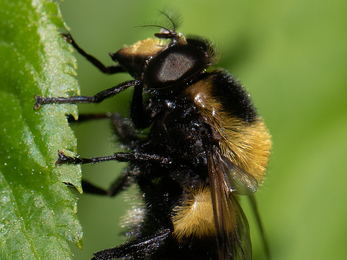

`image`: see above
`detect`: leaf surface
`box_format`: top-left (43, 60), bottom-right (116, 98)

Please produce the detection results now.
top-left (0, 0), bottom-right (82, 259)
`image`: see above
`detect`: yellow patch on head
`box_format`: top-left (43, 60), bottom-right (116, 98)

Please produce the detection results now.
top-left (121, 38), bottom-right (165, 56)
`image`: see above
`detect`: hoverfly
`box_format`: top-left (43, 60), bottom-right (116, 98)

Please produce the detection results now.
top-left (35, 13), bottom-right (271, 260)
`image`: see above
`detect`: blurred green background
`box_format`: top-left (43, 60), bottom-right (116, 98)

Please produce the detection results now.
top-left (58, 0), bottom-right (347, 259)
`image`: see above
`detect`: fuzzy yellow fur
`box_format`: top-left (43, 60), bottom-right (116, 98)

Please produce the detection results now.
top-left (186, 78), bottom-right (272, 181)
top-left (172, 186), bottom-right (216, 241)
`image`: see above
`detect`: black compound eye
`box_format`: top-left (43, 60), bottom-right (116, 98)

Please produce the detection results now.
top-left (143, 44), bottom-right (208, 90)
top-left (158, 52), bottom-right (194, 81)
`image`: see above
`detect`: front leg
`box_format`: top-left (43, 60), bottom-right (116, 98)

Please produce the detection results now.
top-left (62, 33), bottom-right (126, 74)
top-left (56, 151), bottom-right (173, 166)
top-left (34, 80), bottom-right (141, 109)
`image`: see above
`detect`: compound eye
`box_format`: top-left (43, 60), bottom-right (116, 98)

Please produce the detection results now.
top-left (143, 44), bottom-right (208, 90)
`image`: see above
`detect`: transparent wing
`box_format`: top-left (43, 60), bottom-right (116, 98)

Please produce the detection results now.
top-left (216, 151), bottom-right (258, 195)
top-left (208, 147), bottom-right (252, 260)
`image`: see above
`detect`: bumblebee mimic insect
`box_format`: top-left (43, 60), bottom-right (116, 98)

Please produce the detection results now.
top-left (35, 13), bottom-right (271, 260)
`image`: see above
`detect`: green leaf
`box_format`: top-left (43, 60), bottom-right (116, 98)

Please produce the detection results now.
top-left (0, 0), bottom-right (82, 259)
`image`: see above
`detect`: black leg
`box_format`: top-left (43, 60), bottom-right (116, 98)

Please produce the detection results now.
top-left (92, 228), bottom-right (171, 260)
top-left (62, 33), bottom-right (126, 74)
top-left (130, 84), bottom-right (157, 129)
top-left (248, 195), bottom-right (271, 260)
top-left (67, 112), bottom-right (140, 147)
top-left (81, 180), bottom-right (109, 196)
top-left (34, 80), bottom-right (141, 109)
top-left (82, 167), bottom-right (137, 196)
top-left (67, 113), bottom-right (113, 123)
top-left (109, 112), bottom-right (140, 147)
top-left (56, 151), bottom-right (172, 165)
top-left (130, 83), bottom-right (146, 128)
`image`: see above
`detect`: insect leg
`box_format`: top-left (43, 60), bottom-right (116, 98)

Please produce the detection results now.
top-left (62, 33), bottom-right (126, 74)
top-left (81, 167), bottom-right (137, 196)
top-left (248, 195), bottom-right (271, 260)
top-left (67, 113), bottom-right (112, 123)
top-left (130, 83), bottom-right (148, 128)
top-left (109, 112), bottom-right (140, 147)
top-left (130, 83), bottom-right (162, 129)
top-left (92, 228), bottom-right (171, 260)
top-left (67, 112), bottom-right (139, 147)
top-left (56, 151), bottom-right (173, 165)
top-left (34, 80), bottom-right (141, 109)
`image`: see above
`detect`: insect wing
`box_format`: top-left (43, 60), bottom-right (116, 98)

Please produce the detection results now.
top-left (217, 151), bottom-right (258, 195)
top-left (208, 150), bottom-right (252, 260)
